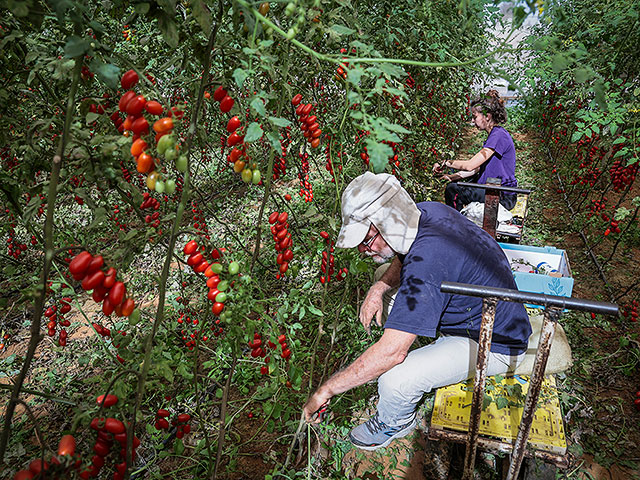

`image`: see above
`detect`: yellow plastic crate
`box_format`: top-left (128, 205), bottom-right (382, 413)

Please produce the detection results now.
top-left (430, 375), bottom-right (566, 454)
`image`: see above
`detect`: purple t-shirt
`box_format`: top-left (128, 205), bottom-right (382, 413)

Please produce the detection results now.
top-left (384, 202), bottom-right (531, 355)
top-left (477, 126), bottom-right (517, 188)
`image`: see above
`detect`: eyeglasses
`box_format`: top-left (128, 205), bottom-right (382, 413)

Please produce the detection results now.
top-left (361, 230), bottom-right (380, 250)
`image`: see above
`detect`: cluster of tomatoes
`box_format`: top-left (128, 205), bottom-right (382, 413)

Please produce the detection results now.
top-left (272, 130), bottom-right (291, 180)
top-left (44, 296), bottom-right (72, 346)
top-left (140, 192), bottom-right (162, 229)
top-left (609, 159), bottom-right (637, 193)
top-left (5, 211), bottom-right (30, 259)
top-left (190, 200), bottom-right (210, 238)
top-left (622, 300), bottom-right (638, 322)
top-left (85, 396), bottom-right (140, 479)
top-left (319, 231), bottom-right (348, 284)
top-left (297, 152), bottom-right (313, 202)
top-left (212, 85), bottom-right (263, 185)
top-left (111, 69), bottom-right (184, 194)
top-left (12, 434), bottom-right (80, 480)
top-left (68, 251), bottom-right (138, 319)
top-left (291, 94), bottom-right (322, 149)
top-left (183, 239), bottom-right (237, 318)
top-left (248, 332), bottom-right (292, 375)
top-left (586, 198), bottom-right (607, 219)
top-left (634, 390), bottom-right (640, 412)
top-left (268, 211), bottom-right (293, 279)
top-left (603, 219), bottom-right (622, 237)
top-left (154, 409), bottom-right (192, 438)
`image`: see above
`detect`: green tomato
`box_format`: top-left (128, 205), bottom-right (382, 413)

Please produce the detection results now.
top-left (211, 263), bottom-right (223, 274)
top-left (241, 168), bottom-right (253, 184)
top-left (128, 308), bottom-right (141, 326)
top-left (251, 169), bottom-right (261, 185)
top-left (157, 134), bottom-right (175, 155)
top-left (176, 155), bottom-right (188, 172)
top-left (228, 261), bottom-right (240, 275)
top-left (164, 148), bottom-right (177, 162)
top-left (215, 291), bottom-right (227, 303)
top-left (165, 179), bottom-right (176, 194)
top-left (217, 280), bottom-right (229, 292)
top-left (155, 180), bottom-right (165, 193)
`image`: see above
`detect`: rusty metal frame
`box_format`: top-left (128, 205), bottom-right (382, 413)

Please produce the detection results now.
top-left (436, 281), bottom-right (618, 480)
top-left (462, 179), bottom-right (533, 242)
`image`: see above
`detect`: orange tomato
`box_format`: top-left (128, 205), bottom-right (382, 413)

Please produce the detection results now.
top-left (153, 117), bottom-right (174, 133)
top-left (136, 152), bottom-right (154, 173)
top-left (130, 138), bottom-right (148, 157)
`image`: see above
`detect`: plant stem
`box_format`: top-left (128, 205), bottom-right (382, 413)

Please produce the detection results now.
top-left (212, 352), bottom-right (238, 480)
top-left (0, 56), bottom-right (83, 465)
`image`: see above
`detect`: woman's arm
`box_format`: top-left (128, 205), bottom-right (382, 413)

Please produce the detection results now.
top-left (444, 167), bottom-right (480, 182)
top-left (445, 147), bottom-right (495, 172)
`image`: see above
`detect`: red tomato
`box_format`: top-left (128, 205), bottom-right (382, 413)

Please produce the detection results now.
top-left (213, 85), bottom-right (227, 101)
top-left (311, 138), bottom-right (320, 148)
top-left (229, 148), bottom-right (244, 163)
top-left (306, 115), bottom-right (317, 124)
top-left (291, 94), bottom-right (302, 106)
top-left (194, 260), bottom-right (209, 273)
top-left (86, 255), bottom-right (104, 274)
top-left (177, 413), bottom-right (191, 423)
top-left (144, 100), bottom-right (163, 115)
top-left (187, 252), bottom-right (204, 267)
top-left (102, 268), bottom-right (117, 289)
top-left (126, 95), bottom-right (147, 117)
top-left (105, 418), bottom-right (126, 434)
top-left (82, 270), bottom-right (105, 291)
top-left (284, 194), bottom-right (292, 201)
top-left (157, 408), bottom-right (170, 417)
top-left (102, 297), bottom-right (115, 316)
top-left (183, 240), bottom-right (198, 255)
top-left (227, 116), bottom-right (241, 133)
top-left (28, 459), bottom-right (48, 474)
top-left (109, 282), bottom-right (126, 306)
top-left (153, 117), bottom-right (173, 133)
top-left (268, 212), bottom-right (279, 224)
top-left (206, 275), bottom-right (220, 289)
top-left (92, 285), bottom-right (108, 303)
top-left (302, 103), bottom-right (313, 115)
top-left (121, 298), bottom-right (135, 317)
top-left (96, 394), bottom-right (119, 407)
top-left (279, 262), bottom-right (289, 274)
top-left (207, 288), bottom-right (220, 301)
top-left (136, 152), bottom-right (154, 174)
top-left (220, 95), bottom-right (234, 113)
top-left (284, 249), bottom-right (293, 261)
top-left (121, 69), bottom-right (139, 90)
top-left (131, 116), bottom-right (149, 135)
top-left (295, 104), bottom-right (305, 116)
top-left (212, 302), bottom-right (224, 315)
top-left (130, 138), bottom-right (148, 157)
top-left (13, 470), bottom-right (34, 480)
top-left (277, 212), bottom-right (288, 223)
top-left (118, 91), bottom-right (136, 112)
top-left (93, 440), bottom-right (110, 457)
top-left (227, 132), bottom-right (244, 146)
top-left (307, 122), bottom-right (319, 132)
top-left (312, 129), bottom-right (322, 138)
top-left (69, 251), bottom-right (93, 276)
top-left (57, 434), bottom-right (77, 456)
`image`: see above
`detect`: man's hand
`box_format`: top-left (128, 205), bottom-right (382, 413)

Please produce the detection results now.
top-left (303, 387), bottom-right (332, 423)
top-left (359, 282), bottom-right (388, 334)
top-left (432, 162), bottom-right (444, 174)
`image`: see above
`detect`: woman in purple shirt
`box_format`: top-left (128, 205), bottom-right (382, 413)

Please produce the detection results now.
top-left (433, 90), bottom-right (518, 211)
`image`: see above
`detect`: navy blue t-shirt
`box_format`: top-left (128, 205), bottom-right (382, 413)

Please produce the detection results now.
top-left (384, 202), bottom-right (531, 355)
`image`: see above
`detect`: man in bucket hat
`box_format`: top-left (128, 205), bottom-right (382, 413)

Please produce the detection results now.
top-left (303, 172), bottom-right (531, 450)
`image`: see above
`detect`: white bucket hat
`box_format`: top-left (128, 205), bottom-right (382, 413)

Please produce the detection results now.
top-left (336, 172), bottom-right (420, 254)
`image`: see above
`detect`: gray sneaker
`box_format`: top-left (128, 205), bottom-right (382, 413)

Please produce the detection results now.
top-left (349, 413), bottom-right (417, 451)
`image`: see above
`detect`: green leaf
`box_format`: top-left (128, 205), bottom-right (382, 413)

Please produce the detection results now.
top-left (86, 112), bottom-right (100, 124)
top-left (612, 136), bottom-right (626, 145)
top-left (329, 25), bottom-right (356, 35)
top-left (307, 304), bottom-right (324, 316)
top-left (574, 67), bottom-right (591, 83)
top-left (191, 0), bottom-right (211, 34)
top-left (134, 2), bottom-right (150, 14)
top-left (593, 79), bottom-right (607, 110)
top-left (244, 122), bottom-right (263, 143)
top-left (268, 116), bottom-right (292, 128)
top-left (250, 97), bottom-right (266, 117)
top-left (495, 396), bottom-right (509, 409)
top-left (89, 207), bottom-right (106, 229)
top-left (8, 0), bottom-right (29, 17)
top-left (346, 67), bottom-right (364, 85)
top-left (232, 68), bottom-right (249, 89)
top-left (551, 54), bottom-right (569, 74)
top-left (570, 131), bottom-right (582, 143)
top-left (64, 36), bottom-right (90, 58)
top-left (366, 139), bottom-right (393, 173)
top-left (90, 60), bottom-right (120, 90)
top-left (158, 13), bottom-right (179, 48)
